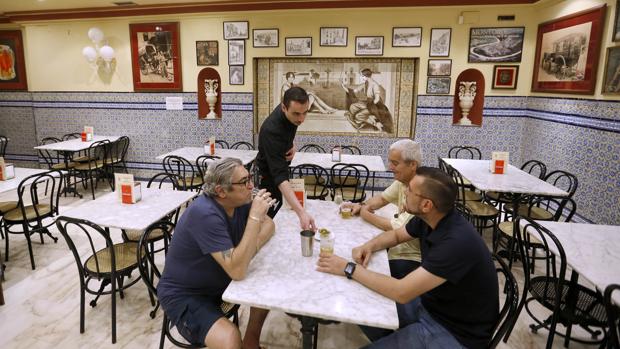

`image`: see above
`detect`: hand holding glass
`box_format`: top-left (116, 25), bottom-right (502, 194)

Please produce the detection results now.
top-left (251, 188), bottom-right (279, 208)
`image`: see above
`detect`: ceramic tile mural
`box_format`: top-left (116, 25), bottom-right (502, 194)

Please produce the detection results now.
top-left (0, 92), bottom-right (617, 224)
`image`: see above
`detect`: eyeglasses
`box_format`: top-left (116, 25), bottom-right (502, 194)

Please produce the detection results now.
top-left (231, 176), bottom-right (253, 188)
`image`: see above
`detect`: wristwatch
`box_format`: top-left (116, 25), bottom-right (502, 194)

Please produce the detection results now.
top-left (344, 262), bottom-right (357, 279)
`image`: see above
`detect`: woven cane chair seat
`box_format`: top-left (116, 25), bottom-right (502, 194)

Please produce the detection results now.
top-left (3, 204), bottom-right (51, 222)
top-left (84, 242), bottom-right (138, 275)
top-left (0, 201), bottom-right (18, 213)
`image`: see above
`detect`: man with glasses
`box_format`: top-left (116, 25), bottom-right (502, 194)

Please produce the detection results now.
top-left (158, 158), bottom-right (275, 349)
top-left (318, 167), bottom-right (499, 349)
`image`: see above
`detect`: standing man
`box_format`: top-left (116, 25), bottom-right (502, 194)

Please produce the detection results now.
top-left (340, 139), bottom-right (422, 279)
top-left (157, 158), bottom-right (275, 349)
top-left (318, 167), bottom-right (499, 349)
top-left (256, 86), bottom-right (316, 231)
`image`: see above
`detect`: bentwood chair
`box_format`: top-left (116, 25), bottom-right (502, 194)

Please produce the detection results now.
top-left (604, 284), bottom-right (620, 348)
top-left (195, 155), bottom-right (221, 183)
top-left (290, 163), bottom-right (330, 200)
top-left (330, 163), bottom-right (369, 203)
top-left (489, 255), bottom-right (519, 348)
top-left (450, 165), bottom-right (499, 236)
top-left (299, 144), bottom-right (326, 153)
top-left (73, 140), bottom-right (112, 200)
top-left (448, 145), bottom-right (482, 159)
top-left (62, 133), bottom-right (94, 163)
top-left (515, 217), bottom-right (607, 348)
top-left (230, 141), bottom-right (255, 150)
top-left (56, 216), bottom-right (140, 344)
top-left (105, 136), bottom-right (130, 175)
top-left (215, 139), bottom-right (229, 149)
top-left (3, 170), bottom-right (63, 270)
top-left (163, 155), bottom-right (203, 192)
top-left (0, 135), bottom-right (8, 158)
top-left (339, 145), bottom-right (362, 155)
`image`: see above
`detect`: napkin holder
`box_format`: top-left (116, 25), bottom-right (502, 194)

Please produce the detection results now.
top-left (284, 178), bottom-right (306, 209)
top-left (0, 158), bottom-right (15, 181)
top-left (115, 173), bottom-right (141, 204)
top-left (82, 126), bottom-right (94, 142)
top-left (331, 146), bottom-right (341, 162)
top-left (490, 151), bottom-right (509, 174)
top-left (205, 136), bottom-right (216, 155)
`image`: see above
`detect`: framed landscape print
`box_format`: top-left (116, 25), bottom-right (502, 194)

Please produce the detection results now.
top-left (285, 37), bottom-right (312, 56)
top-left (196, 41), bottom-right (218, 66)
top-left (602, 46), bottom-right (620, 94)
top-left (355, 36), bottom-right (384, 56)
top-left (223, 21), bottom-right (249, 40)
top-left (468, 27), bottom-right (524, 63)
top-left (392, 27), bottom-right (422, 47)
top-left (426, 77), bottom-right (451, 94)
top-left (228, 40), bottom-right (245, 65)
top-left (229, 65), bottom-right (244, 85)
top-left (253, 29), bottom-right (278, 47)
top-left (429, 28), bottom-right (451, 57)
top-left (320, 27), bottom-right (348, 47)
top-left (427, 59), bottom-right (451, 76)
top-left (129, 22), bottom-right (182, 92)
top-left (531, 5), bottom-right (606, 94)
top-left (492, 65), bottom-right (519, 89)
top-left (0, 30), bottom-right (27, 90)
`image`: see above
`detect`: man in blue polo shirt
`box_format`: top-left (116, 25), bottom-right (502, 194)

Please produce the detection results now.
top-left (317, 167), bottom-right (499, 349)
top-left (158, 158), bottom-right (275, 349)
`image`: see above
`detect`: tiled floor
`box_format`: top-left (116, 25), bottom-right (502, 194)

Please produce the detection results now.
top-left (0, 186), bottom-right (606, 348)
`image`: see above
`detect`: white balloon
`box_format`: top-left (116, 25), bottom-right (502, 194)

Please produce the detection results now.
top-left (82, 46), bottom-right (97, 62)
top-left (87, 27), bottom-right (104, 43)
top-left (99, 45), bottom-right (115, 61)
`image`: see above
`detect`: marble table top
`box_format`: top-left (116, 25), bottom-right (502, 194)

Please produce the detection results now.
top-left (34, 135), bottom-right (120, 152)
top-left (156, 147), bottom-right (258, 166)
top-left (223, 200), bottom-right (399, 330)
top-left (442, 158), bottom-right (568, 196)
top-left (523, 220), bottom-right (620, 305)
top-left (291, 152), bottom-right (387, 172)
top-left (0, 167), bottom-right (61, 194)
top-left (61, 187), bottom-right (197, 231)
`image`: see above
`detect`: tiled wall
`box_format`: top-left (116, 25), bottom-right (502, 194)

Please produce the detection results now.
top-left (0, 92), bottom-right (617, 224)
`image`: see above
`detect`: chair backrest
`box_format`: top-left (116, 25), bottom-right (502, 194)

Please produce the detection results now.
top-left (83, 140), bottom-right (110, 169)
top-left (340, 145), bottom-right (361, 155)
top-left (330, 163), bottom-right (369, 203)
top-left (290, 163), bottom-right (330, 200)
top-left (137, 221), bottom-right (175, 299)
top-left (299, 144), bottom-right (326, 153)
top-left (117, 136), bottom-right (130, 161)
top-left (524, 170), bottom-right (578, 222)
top-left (163, 155), bottom-right (202, 190)
top-left (215, 139), bottom-right (229, 149)
top-left (521, 160), bottom-right (547, 179)
top-left (489, 255), bottom-right (519, 348)
top-left (604, 284), bottom-right (620, 349)
top-left (230, 141), bottom-right (254, 150)
top-left (448, 145), bottom-right (482, 159)
top-left (544, 170), bottom-right (578, 198)
top-left (38, 137), bottom-right (62, 168)
top-left (147, 172), bottom-right (183, 190)
top-left (437, 157), bottom-right (449, 174)
top-left (447, 165), bottom-right (469, 206)
top-left (195, 155), bottom-right (221, 180)
top-left (61, 132), bottom-right (81, 141)
top-left (0, 135), bottom-right (8, 158)
top-left (16, 170), bottom-right (64, 225)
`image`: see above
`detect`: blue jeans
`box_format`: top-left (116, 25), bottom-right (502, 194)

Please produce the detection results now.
top-left (361, 298), bottom-right (466, 349)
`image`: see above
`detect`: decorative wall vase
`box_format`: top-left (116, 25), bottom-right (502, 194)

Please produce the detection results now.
top-left (197, 67), bottom-right (222, 119)
top-left (457, 81), bottom-right (476, 126)
top-left (204, 79), bottom-right (219, 119)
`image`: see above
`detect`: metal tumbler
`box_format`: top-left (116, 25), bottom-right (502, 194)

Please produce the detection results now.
top-left (300, 230), bottom-right (315, 257)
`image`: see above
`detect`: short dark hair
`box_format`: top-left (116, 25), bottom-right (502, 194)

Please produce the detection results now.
top-left (285, 71), bottom-right (295, 79)
top-left (415, 166), bottom-right (457, 213)
top-left (282, 86), bottom-right (309, 107)
top-left (361, 68), bottom-right (372, 77)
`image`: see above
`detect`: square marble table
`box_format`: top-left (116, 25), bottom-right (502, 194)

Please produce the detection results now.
top-left (61, 187), bottom-right (197, 231)
top-left (291, 152), bottom-right (386, 173)
top-left (0, 167), bottom-right (57, 194)
top-left (156, 147), bottom-right (257, 166)
top-left (223, 200), bottom-right (398, 349)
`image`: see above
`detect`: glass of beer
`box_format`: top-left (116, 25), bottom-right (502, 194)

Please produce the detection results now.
top-left (340, 206), bottom-right (352, 219)
top-left (319, 228), bottom-right (335, 255)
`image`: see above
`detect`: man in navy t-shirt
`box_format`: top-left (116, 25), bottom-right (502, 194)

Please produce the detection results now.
top-left (158, 158), bottom-right (276, 349)
top-left (317, 167), bottom-right (499, 349)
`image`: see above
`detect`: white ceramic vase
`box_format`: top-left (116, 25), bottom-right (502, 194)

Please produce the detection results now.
top-left (457, 81), bottom-right (476, 126)
top-left (204, 79), bottom-right (219, 119)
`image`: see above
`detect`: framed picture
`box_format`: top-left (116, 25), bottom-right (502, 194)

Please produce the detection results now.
top-left (223, 21), bottom-right (249, 40)
top-left (614, 0), bottom-right (620, 42)
top-left (602, 46), bottom-right (620, 94)
top-left (531, 5), bottom-right (606, 94)
top-left (229, 65), bottom-right (244, 85)
top-left (426, 77), bottom-right (451, 94)
top-left (392, 27), bottom-right (422, 47)
top-left (492, 65), bottom-right (519, 89)
top-left (429, 28), bottom-right (451, 57)
top-left (129, 22), bottom-right (182, 92)
top-left (255, 57), bottom-right (417, 138)
top-left (468, 27), bottom-right (525, 63)
top-left (253, 29), bottom-right (278, 48)
top-left (228, 40), bottom-right (245, 65)
top-left (427, 59), bottom-right (451, 76)
top-left (355, 36), bottom-right (384, 56)
top-left (196, 41), bottom-right (218, 66)
top-left (320, 27), bottom-right (348, 47)
top-left (285, 37), bottom-right (312, 56)
top-left (0, 30), bottom-right (28, 90)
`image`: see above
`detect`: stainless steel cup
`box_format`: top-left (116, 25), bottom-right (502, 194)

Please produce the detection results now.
top-left (300, 230), bottom-right (315, 257)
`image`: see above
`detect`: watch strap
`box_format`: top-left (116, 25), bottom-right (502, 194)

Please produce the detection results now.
top-left (345, 261), bottom-right (356, 279)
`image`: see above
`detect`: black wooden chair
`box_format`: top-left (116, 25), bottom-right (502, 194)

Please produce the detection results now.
top-left (73, 140), bottom-right (112, 199)
top-left (330, 163), bottom-right (369, 203)
top-left (450, 165), bottom-right (499, 236)
top-left (62, 133), bottom-right (93, 163)
top-left (604, 284), bottom-right (620, 349)
top-left (230, 141), bottom-right (254, 150)
top-left (56, 216), bottom-right (140, 344)
top-left (215, 139), bottom-right (229, 149)
top-left (339, 145), bottom-right (361, 155)
top-left (489, 255), bottom-right (519, 348)
top-left (0, 135), bottom-right (8, 158)
top-left (290, 163), bottom-right (330, 200)
top-left (448, 145), bottom-right (482, 159)
top-left (195, 155), bottom-right (221, 183)
top-left (106, 136), bottom-right (130, 175)
top-left (299, 144), bottom-right (326, 153)
top-left (163, 155), bottom-right (203, 192)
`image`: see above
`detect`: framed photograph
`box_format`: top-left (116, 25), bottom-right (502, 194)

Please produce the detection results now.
top-left (229, 65), bottom-right (244, 85)
top-left (0, 30), bottom-right (28, 90)
top-left (196, 41), bottom-right (218, 66)
top-left (355, 36), bottom-right (384, 56)
top-left (392, 27), bottom-right (422, 47)
top-left (492, 65), bottom-right (519, 89)
top-left (427, 59), bottom-right (451, 76)
top-left (531, 5), bottom-right (606, 94)
top-left (285, 37), bottom-right (312, 56)
top-left (468, 27), bottom-right (525, 63)
top-left (228, 40), bottom-right (245, 65)
top-left (602, 47), bottom-right (620, 94)
top-left (129, 22), bottom-right (182, 92)
top-left (426, 77), bottom-right (451, 94)
top-left (253, 29), bottom-right (278, 48)
top-left (320, 27), bottom-right (348, 47)
top-left (223, 21), bottom-right (249, 40)
top-left (614, 0), bottom-right (620, 42)
top-left (429, 28), bottom-right (451, 57)
top-left (255, 57), bottom-right (417, 138)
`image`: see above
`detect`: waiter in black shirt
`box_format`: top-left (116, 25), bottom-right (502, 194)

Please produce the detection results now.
top-left (256, 86), bottom-right (316, 231)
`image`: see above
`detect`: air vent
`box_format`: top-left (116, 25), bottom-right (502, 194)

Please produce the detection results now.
top-left (113, 1), bottom-right (137, 5)
top-left (497, 15), bottom-right (515, 21)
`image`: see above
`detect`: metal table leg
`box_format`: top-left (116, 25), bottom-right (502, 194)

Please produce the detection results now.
top-left (60, 150), bottom-right (82, 198)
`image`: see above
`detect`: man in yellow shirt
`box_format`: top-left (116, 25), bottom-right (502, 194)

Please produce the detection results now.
top-left (341, 139), bottom-right (422, 278)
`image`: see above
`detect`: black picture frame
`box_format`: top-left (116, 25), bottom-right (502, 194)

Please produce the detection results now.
top-left (285, 37), bottom-right (312, 56)
top-left (228, 40), bottom-right (245, 65)
top-left (602, 46), bottom-right (620, 94)
top-left (195, 40), bottom-right (218, 66)
top-left (253, 28), bottom-right (279, 48)
top-left (355, 36), bottom-right (384, 56)
top-left (429, 28), bottom-right (451, 57)
top-left (614, 0), bottom-right (620, 42)
top-left (229, 65), bottom-right (244, 85)
top-left (320, 27), bottom-right (348, 47)
top-left (468, 27), bottom-right (525, 63)
top-left (426, 77), bottom-right (451, 94)
top-left (392, 27), bottom-right (422, 47)
top-left (223, 21), bottom-right (249, 40)
top-left (427, 59), bottom-right (452, 76)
